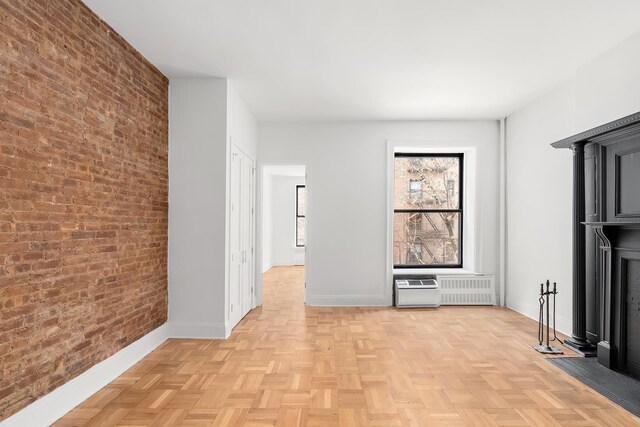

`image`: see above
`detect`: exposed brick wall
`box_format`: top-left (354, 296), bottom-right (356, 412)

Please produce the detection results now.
top-left (0, 0), bottom-right (168, 420)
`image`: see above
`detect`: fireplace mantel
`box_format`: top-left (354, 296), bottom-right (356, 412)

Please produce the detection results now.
top-left (551, 111), bottom-right (640, 149)
top-left (583, 222), bottom-right (640, 227)
top-left (583, 222), bottom-right (640, 240)
top-left (552, 111), bottom-right (640, 373)
top-left (583, 222), bottom-right (640, 259)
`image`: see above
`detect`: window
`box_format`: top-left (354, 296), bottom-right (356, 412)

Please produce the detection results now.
top-left (393, 153), bottom-right (463, 268)
top-left (409, 179), bottom-right (422, 198)
top-left (296, 185), bottom-right (306, 247)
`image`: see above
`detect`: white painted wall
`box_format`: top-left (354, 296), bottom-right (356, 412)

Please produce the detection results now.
top-left (270, 175), bottom-right (305, 266)
top-left (257, 121), bottom-right (500, 306)
top-left (505, 29), bottom-right (640, 334)
top-left (227, 82), bottom-right (258, 158)
top-left (574, 30), bottom-right (640, 133)
top-left (505, 86), bottom-right (575, 334)
top-left (169, 78), bottom-right (228, 337)
top-left (169, 78), bottom-right (257, 338)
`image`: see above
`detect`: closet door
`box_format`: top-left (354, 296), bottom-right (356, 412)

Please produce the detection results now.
top-left (240, 153), bottom-right (254, 317)
top-left (229, 145), bottom-right (255, 330)
top-left (229, 147), bottom-right (243, 328)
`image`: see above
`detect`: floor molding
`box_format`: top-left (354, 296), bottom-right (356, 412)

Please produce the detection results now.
top-left (168, 321), bottom-right (229, 339)
top-left (1, 321), bottom-right (232, 426)
top-left (507, 298), bottom-right (571, 336)
top-left (1, 324), bottom-right (170, 427)
top-left (306, 294), bottom-right (389, 307)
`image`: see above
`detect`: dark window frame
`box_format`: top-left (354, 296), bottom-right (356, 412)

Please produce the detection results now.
top-left (296, 185), bottom-right (306, 247)
top-left (394, 152), bottom-right (464, 269)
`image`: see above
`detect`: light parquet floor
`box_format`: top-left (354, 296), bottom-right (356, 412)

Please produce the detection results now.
top-left (56, 266), bottom-right (640, 426)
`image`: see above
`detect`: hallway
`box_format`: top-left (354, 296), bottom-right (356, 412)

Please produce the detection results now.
top-left (57, 267), bottom-right (639, 426)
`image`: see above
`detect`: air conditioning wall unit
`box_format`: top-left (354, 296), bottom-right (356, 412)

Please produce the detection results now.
top-left (394, 274), bottom-right (440, 308)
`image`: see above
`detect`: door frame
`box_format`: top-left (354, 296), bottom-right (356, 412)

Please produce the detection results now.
top-left (227, 144), bottom-right (257, 331)
top-left (257, 164), bottom-right (308, 307)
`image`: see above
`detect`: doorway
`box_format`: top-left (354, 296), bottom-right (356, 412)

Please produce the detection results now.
top-left (260, 165), bottom-right (307, 307)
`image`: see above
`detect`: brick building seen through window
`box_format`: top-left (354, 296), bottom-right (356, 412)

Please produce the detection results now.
top-left (296, 185), bottom-right (306, 247)
top-left (393, 153), bottom-right (463, 267)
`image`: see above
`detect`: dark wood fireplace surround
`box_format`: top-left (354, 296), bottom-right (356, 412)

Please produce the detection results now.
top-left (552, 112), bottom-right (640, 378)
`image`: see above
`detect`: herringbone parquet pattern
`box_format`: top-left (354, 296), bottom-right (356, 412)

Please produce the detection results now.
top-left (56, 266), bottom-right (640, 426)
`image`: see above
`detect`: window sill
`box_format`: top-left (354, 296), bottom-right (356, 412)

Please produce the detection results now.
top-left (393, 268), bottom-right (477, 275)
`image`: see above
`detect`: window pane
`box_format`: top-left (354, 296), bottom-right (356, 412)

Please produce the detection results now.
top-left (296, 217), bottom-right (306, 246)
top-left (297, 186), bottom-right (306, 216)
top-left (394, 156), bottom-right (460, 209)
top-left (393, 212), bottom-right (460, 265)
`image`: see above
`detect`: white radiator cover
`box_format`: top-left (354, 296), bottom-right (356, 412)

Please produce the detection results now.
top-left (293, 246), bottom-right (305, 266)
top-left (437, 274), bottom-right (496, 306)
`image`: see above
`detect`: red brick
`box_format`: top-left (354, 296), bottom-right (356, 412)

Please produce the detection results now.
top-left (0, 0), bottom-right (168, 420)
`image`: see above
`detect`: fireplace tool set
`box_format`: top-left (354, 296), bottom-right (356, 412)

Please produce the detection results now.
top-left (533, 279), bottom-right (563, 354)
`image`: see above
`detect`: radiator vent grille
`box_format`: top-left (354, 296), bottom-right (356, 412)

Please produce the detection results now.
top-left (437, 275), bottom-right (495, 306)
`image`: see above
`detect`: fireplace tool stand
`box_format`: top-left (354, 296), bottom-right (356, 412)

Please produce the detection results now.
top-left (533, 280), bottom-right (563, 354)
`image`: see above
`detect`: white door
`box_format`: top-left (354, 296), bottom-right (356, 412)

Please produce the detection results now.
top-left (229, 145), bottom-right (255, 330)
top-left (229, 147), bottom-right (243, 328)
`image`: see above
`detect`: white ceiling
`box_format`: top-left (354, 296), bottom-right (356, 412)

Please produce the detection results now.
top-left (84, 0), bottom-right (640, 122)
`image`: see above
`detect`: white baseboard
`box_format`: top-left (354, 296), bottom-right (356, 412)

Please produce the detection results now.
top-left (306, 294), bottom-right (389, 307)
top-left (507, 299), bottom-right (572, 336)
top-left (1, 324), bottom-right (170, 427)
top-left (1, 321), bottom-right (233, 426)
top-left (168, 321), bottom-right (229, 339)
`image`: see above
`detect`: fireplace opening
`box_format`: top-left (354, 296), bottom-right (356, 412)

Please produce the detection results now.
top-left (625, 258), bottom-right (640, 378)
